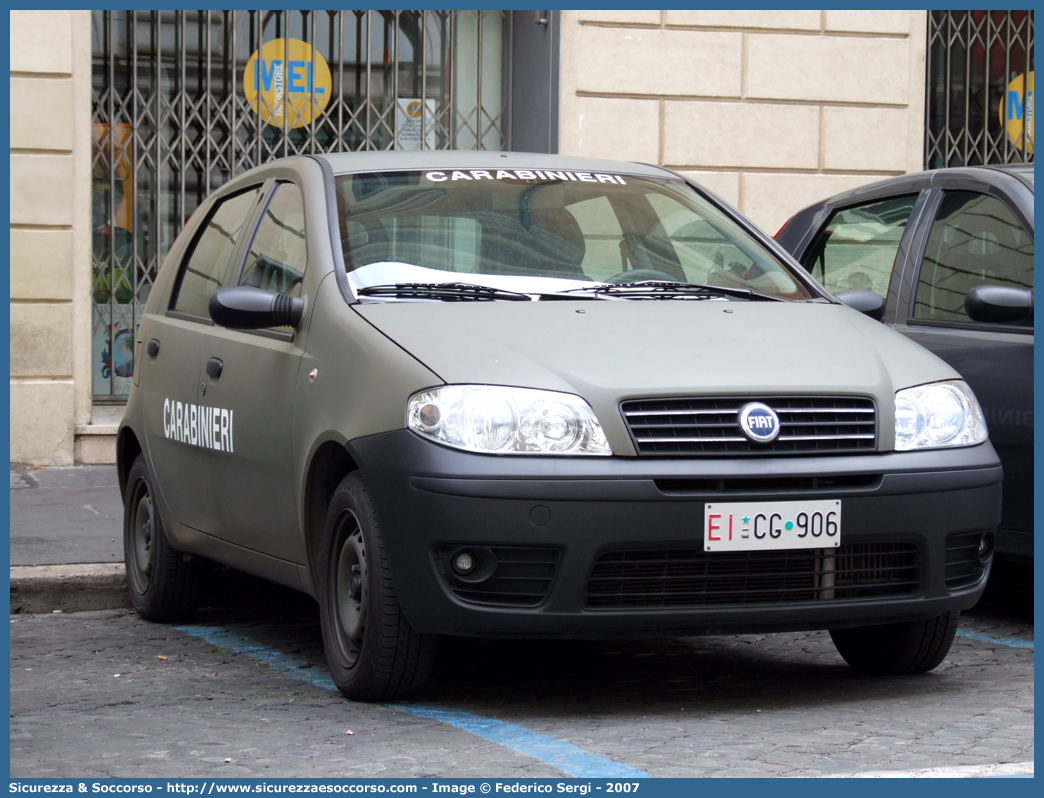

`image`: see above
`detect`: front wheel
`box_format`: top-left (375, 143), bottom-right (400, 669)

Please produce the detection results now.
top-left (123, 453), bottom-right (202, 621)
top-left (829, 612), bottom-right (959, 675)
top-left (318, 472), bottom-right (435, 701)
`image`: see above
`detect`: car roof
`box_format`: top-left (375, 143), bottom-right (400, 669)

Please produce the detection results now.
top-left (981, 162), bottom-right (1034, 189)
top-left (801, 163), bottom-right (1034, 211)
top-left (314, 150), bottom-right (677, 180)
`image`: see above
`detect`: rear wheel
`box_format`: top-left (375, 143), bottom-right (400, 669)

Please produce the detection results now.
top-left (829, 612), bottom-right (959, 675)
top-left (318, 472), bottom-right (435, 701)
top-left (123, 454), bottom-right (202, 621)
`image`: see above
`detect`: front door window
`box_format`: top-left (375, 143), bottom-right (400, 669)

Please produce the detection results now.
top-left (801, 195), bottom-right (918, 299)
top-left (169, 188), bottom-right (261, 320)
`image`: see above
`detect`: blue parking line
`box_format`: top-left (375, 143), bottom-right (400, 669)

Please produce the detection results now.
top-left (175, 625), bottom-right (340, 691)
top-left (956, 628), bottom-right (1034, 650)
top-left (175, 625), bottom-right (650, 779)
top-left (390, 704), bottom-right (649, 778)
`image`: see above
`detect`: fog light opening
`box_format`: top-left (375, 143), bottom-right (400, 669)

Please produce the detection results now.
top-left (977, 532), bottom-right (995, 564)
top-left (453, 551), bottom-right (475, 575)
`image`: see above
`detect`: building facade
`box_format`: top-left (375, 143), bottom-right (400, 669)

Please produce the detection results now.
top-left (9, 9), bottom-right (1034, 464)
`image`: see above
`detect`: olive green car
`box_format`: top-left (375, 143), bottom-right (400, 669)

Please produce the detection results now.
top-left (119, 152), bottom-right (1002, 700)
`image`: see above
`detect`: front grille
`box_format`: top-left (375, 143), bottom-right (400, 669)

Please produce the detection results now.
top-left (585, 543), bottom-right (920, 608)
top-left (622, 396), bottom-right (878, 456)
top-left (436, 546), bottom-right (559, 608)
top-left (945, 531), bottom-right (990, 590)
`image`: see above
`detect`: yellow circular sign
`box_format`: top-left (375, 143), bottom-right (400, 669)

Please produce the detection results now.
top-left (999, 72), bottom-right (1034, 154)
top-left (244, 39), bottom-right (332, 129)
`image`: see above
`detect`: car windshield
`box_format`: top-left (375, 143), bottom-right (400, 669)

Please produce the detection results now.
top-left (334, 169), bottom-right (813, 301)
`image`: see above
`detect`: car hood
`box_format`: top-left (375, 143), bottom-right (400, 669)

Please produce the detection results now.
top-left (354, 300), bottom-right (959, 455)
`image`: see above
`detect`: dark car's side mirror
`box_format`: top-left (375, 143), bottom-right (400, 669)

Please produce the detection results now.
top-left (209, 286), bottom-right (305, 330)
top-left (834, 289), bottom-right (885, 321)
top-left (965, 284), bottom-right (1033, 325)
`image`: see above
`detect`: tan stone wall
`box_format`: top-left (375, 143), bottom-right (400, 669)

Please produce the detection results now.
top-left (10, 10), bottom-right (93, 464)
top-left (558, 10), bottom-right (928, 234)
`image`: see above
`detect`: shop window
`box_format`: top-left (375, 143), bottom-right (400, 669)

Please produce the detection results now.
top-left (926, 11), bottom-right (1034, 168)
top-left (91, 9), bottom-right (508, 398)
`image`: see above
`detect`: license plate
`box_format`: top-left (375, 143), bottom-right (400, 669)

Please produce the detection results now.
top-left (704, 500), bottom-right (841, 552)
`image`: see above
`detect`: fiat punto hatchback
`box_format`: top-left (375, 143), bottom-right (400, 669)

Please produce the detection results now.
top-left (119, 152), bottom-right (1002, 700)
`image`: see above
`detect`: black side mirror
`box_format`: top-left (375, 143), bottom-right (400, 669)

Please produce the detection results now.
top-left (965, 285), bottom-right (1033, 324)
top-left (209, 286), bottom-right (305, 330)
top-left (834, 289), bottom-right (885, 321)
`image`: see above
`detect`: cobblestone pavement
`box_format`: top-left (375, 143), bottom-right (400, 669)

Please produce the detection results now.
top-left (10, 567), bottom-right (1033, 779)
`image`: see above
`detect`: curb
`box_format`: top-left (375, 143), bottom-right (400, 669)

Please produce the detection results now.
top-left (10, 563), bottom-right (131, 614)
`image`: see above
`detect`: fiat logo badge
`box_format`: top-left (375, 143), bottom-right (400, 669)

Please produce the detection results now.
top-left (739, 402), bottom-right (780, 443)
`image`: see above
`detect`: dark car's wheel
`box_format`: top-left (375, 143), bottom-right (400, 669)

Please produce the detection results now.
top-left (318, 472), bottom-right (435, 701)
top-left (123, 453), bottom-right (202, 621)
top-left (829, 612), bottom-right (959, 675)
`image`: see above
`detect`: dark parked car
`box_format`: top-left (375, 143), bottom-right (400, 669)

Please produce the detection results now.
top-left (776, 165), bottom-right (1033, 561)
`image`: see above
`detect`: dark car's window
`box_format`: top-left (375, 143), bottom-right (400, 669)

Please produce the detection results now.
top-left (334, 170), bottom-right (813, 300)
top-left (912, 191), bottom-right (1034, 326)
top-left (239, 182), bottom-right (307, 297)
top-left (802, 195), bottom-right (917, 299)
top-left (171, 188), bottom-right (260, 318)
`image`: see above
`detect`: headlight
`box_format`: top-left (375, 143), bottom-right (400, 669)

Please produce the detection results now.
top-left (894, 380), bottom-right (987, 451)
top-left (407, 385), bottom-right (612, 455)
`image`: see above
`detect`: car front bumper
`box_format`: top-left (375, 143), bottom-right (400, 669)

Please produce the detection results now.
top-left (349, 430), bottom-right (1003, 638)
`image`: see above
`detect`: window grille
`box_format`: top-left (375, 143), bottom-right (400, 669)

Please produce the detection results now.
top-left (90, 10), bottom-right (507, 399)
top-left (925, 10), bottom-right (1034, 169)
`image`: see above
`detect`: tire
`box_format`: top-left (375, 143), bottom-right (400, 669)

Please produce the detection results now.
top-left (123, 453), bottom-right (203, 621)
top-left (829, 612), bottom-right (959, 675)
top-left (318, 472), bottom-right (435, 701)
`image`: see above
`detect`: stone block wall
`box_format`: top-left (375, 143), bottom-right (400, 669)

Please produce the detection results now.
top-left (558, 10), bottom-right (928, 234)
top-left (9, 10), bottom-right (93, 464)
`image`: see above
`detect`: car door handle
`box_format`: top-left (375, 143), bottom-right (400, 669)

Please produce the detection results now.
top-left (206, 357), bottom-right (224, 379)
top-left (147, 339), bottom-right (160, 357)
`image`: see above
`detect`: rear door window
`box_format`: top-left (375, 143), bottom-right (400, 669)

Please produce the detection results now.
top-left (170, 188), bottom-right (260, 318)
top-left (911, 191), bottom-right (1034, 327)
top-left (801, 195), bottom-right (917, 298)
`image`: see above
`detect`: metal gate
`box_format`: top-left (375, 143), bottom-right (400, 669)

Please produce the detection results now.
top-left (926, 10), bottom-right (1034, 168)
top-left (90, 9), bottom-right (507, 399)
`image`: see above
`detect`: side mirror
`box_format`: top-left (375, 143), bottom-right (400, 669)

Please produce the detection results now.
top-left (965, 285), bottom-right (1033, 324)
top-left (834, 289), bottom-right (885, 321)
top-left (209, 286), bottom-right (305, 330)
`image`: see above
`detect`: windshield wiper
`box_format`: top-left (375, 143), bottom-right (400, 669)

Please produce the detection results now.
top-left (356, 282), bottom-right (534, 302)
top-left (561, 280), bottom-right (786, 302)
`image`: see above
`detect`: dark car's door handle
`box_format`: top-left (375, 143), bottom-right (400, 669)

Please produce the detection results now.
top-left (147, 339), bottom-right (160, 357)
top-left (205, 357), bottom-right (224, 379)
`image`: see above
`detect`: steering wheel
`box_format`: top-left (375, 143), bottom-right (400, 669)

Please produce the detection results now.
top-left (603, 269), bottom-right (679, 285)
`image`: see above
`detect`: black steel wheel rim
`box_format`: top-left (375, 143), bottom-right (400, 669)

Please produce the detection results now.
top-left (127, 478), bottom-right (153, 595)
top-left (330, 509), bottom-right (367, 667)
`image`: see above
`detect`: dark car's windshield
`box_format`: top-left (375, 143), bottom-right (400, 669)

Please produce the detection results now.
top-left (334, 169), bottom-right (813, 300)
